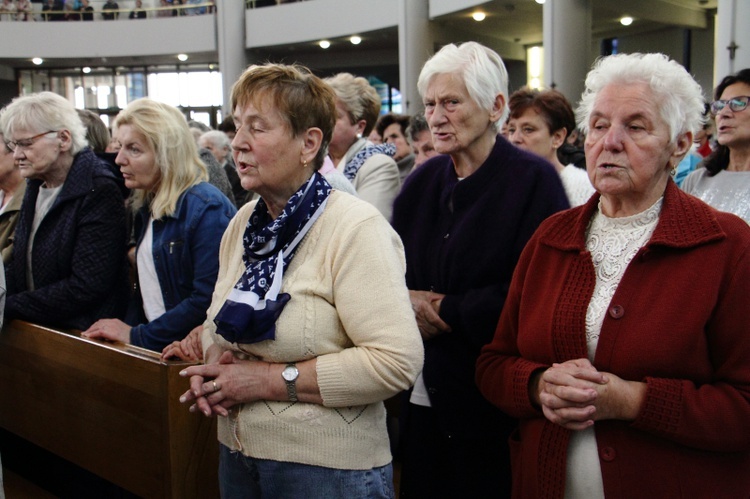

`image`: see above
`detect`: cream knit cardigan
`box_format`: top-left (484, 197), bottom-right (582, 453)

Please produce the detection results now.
top-left (202, 190), bottom-right (424, 470)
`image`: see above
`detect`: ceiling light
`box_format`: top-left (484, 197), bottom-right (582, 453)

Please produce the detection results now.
top-left (350, 36), bottom-right (361, 45)
top-left (32, 57), bottom-right (43, 65)
top-left (535, 0), bottom-right (545, 4)
top-left (620, 16), bottom-right (633, 26)
top-left (82, 67), bottom-right (91, 74)
top-left (177, 53), bottom-right (188, 62)
top-left (472, 12), bottom-right (486, 21)
top-left (319, 40), bottom-right (331, 49)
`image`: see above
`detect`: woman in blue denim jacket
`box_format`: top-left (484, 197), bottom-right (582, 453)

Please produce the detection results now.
top-left (83, 99), bottom-right (236, 352)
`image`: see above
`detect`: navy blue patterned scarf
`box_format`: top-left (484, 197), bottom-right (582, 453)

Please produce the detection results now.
top-left (342, 142), bottom-right (396, 181)
top-left (213, 173), bottom-right (332, 344)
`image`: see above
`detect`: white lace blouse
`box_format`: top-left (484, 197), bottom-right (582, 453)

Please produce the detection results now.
top-left (564, 198), bottom-right (663, 499)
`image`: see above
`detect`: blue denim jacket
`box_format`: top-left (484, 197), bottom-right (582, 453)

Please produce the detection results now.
top-left (128, 182), bottom-right (236, 351)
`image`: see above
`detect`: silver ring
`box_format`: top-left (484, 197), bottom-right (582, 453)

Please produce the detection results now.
top-left (212, 380), bottom-right (219, 393)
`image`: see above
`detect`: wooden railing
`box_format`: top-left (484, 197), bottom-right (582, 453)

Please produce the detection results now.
top-left (0, 320), bottom-right (218, 498)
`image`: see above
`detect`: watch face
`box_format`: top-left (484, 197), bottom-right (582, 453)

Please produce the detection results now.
top-left (282, 365), bottom-right (299, 381)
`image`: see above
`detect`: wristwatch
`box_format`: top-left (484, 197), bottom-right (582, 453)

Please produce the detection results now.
top-left (281, 363), bottom-right (299, 402)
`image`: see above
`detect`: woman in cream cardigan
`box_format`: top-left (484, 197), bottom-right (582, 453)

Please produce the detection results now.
top-left (180, 63), bottom-right (423, 498)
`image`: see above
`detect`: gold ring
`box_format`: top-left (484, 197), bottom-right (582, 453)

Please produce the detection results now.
top-left (212, 380), bottom-right (218, 393)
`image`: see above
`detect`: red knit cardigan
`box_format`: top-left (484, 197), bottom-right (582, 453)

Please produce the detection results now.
top-left (477, 181), bottom-right (750, 499)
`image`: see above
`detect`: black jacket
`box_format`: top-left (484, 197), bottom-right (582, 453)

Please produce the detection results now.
top-left (5, 148), bottom-right (129, 330)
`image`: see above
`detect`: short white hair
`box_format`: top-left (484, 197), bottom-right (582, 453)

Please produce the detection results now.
top-left (576, 52), bottom-right (705, 143)
top-left (417, 42), bottom-right (509, 131)
top-left (199, 130), bottom-right (231, 151)
top-left (0, 91), bottom-right (88, 155)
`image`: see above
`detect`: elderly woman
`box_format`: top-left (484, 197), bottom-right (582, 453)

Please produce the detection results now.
top-left (82, 99), bottom-right (236, 352)
top-left (0, 92), bottom-right (128, 330)
top-left (179, 64), bottom-right (423, 498)
top-left (682, 68), bottom-right (750, 223)
top-left (507, 87), bottom-right (596, 206)
top-left (391, 42), bottom-right (569, 498)
top-left (325, 72), bottom-right (401, 220)
top-left (477, 53), bottom-right (750, 498)
top-left (0, 132), bottom-right (25, 263)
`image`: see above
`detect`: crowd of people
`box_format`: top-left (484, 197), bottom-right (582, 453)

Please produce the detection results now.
top-left (0, 0), bottom-right (213, 21)
top-left (1, 40), bottom-right (749, 498)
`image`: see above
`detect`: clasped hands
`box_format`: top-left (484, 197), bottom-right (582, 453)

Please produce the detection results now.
top-left (179, 347), bottom-right (271, 418)
top-left (409, 290), bottom-right (451, 340)
top-left (533, 358), bottom-right (646, 431)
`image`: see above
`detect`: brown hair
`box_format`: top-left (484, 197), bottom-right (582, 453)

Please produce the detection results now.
top-left (231, 63), bottom-right (336, 170)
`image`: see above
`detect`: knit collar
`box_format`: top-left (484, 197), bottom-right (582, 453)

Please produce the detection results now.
top-left (540, 180), bottom-right (726, 252)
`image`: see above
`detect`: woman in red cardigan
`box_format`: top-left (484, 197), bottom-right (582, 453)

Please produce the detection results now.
top-left (477, 52), bottom-right (750, 498)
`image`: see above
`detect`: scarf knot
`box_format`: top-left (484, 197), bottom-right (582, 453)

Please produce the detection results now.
top-left (213, 173), bottom-right (332, 344)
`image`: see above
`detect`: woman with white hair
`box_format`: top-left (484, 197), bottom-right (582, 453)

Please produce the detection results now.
top-left (478, 52), bottom-right (750, 498)
top-left (391, 42), bottom-right (569, 498)
top-left (0, 92), bottom-right (128, 330)
top-left (83, 98), bottom-right (236, 352)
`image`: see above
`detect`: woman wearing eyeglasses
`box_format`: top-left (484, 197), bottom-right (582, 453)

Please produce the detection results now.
top-left (682, 69), bottom-right (750, 223)
top-left (0, 92), bottom-right (129, 330)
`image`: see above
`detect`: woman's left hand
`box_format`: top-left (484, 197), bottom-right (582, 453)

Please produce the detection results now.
top-left (179, 351), bottom-right (272, 417)
top-left (81, 318), bottom-right (132, 344)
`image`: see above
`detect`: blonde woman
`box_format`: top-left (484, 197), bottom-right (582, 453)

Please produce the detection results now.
top-left (83, 99), bottom-right (236, 351)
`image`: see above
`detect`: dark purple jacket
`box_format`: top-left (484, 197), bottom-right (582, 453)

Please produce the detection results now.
top-left (5, 148), bottom-right (129, 331)
top-left (391, 136), bottom-right (569, 439)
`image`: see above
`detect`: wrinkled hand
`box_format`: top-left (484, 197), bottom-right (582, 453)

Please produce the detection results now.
top-left (536, 359), bottom-right (646, 430)
top-left (409, 290), bottom-right (451, 340)
top-left (82, 318), bottom-right (132, 344)
top-left (179, 350), bottom-right (271, 418)
top-left (537, 358), bottom-right (607, 430)
top-left (161, 325), bottom-right (204, 361)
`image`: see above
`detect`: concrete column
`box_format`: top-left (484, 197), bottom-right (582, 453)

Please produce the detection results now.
top-left (216, 1), bottom-right (250, 115)
top-left (543, 0), bottom-right (591, 104)
top-left (398, 0), bottom-right (432, 114)
top-left (715, 0), bottom-right (750, 85)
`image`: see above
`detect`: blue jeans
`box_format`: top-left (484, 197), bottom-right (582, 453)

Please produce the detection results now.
top-left (219, 444), bottom-right (395, 499)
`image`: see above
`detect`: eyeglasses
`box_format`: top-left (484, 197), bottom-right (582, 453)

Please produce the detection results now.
top-left (710, 96), bottom-right (750, 115)
top-left (6, 130), bottom-right (57, 152)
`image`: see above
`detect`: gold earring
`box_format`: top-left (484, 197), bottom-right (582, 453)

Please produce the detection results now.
top-left (302, 159), bottom-right (308, 169)
top-left (670, 162), bottom-right (677, 176)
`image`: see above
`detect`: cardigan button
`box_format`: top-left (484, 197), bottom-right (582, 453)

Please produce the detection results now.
top-left (600, 446), bottom-right (617, 462)
top-left (609, 305), bottom-right (624, 319)
top-left (427, 387), bottom-right (438, 395)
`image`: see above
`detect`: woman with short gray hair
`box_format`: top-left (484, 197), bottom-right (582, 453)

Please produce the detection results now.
top-left (0, 92), bottom-right (129, 330)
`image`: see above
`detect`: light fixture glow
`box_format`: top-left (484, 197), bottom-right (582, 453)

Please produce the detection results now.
top-left (319, 40), bottom-right (331, 49)
top-left (620, 16), bottom-right (633, 26)
top-left (177, 53), bottom-right (189, 62)
top-left (350, 36), bottom-right (361, 45)
top-left (32, 57), bottom-right (43, 65)
top-left (82, 67), bottom-right (91, 74)
top-left (472, 12), bottom-right (486, 21)
top-left (535, 0), bottom-right (545, 4)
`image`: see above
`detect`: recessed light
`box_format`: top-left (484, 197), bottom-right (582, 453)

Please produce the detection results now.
top-left (319, 40), bottom-right (331, 49)
top-left (535, 0), bottom-right (546, 4)
top-left (472, 12), bottom-right (486, 21)
top-left (350, 36), bottom-right (361, 45)
top-left (620, 16), bottom-right (633, 26)
top-left (32, 57), bottom-right (43, 65)
top-left (177, 53), bottom-right (188, 62)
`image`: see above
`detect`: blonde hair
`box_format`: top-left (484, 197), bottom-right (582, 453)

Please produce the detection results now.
top-left (114, 98), bottom-right (207, 219)
top-left (324, 72), bottom-right (381, 136)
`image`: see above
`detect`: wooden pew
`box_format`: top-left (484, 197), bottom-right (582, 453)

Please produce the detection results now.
top-left (0, 320), bottom-right (219, 498)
